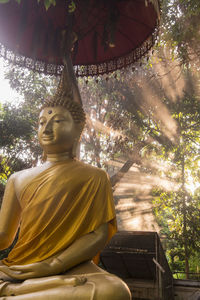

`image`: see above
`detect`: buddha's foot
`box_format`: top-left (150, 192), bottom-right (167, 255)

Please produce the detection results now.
top-left (64, 275), bottom-right (87, 287)
top-left (0, 280), bottom-right (9, 297)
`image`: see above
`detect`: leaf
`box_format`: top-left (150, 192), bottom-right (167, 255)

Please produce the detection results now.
top-left (68, 1), bottom-right (76, 13)
top-left (44, 0), bottom-right (51, 10)
top-left (43, 0), bottom-right (56, 9)
top-left (15, 0), bottom-right (21, 4)
top-left (0, 0), bottom-right (10, 3)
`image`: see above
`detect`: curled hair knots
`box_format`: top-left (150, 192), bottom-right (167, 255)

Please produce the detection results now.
top-left (41, 96), bottom-right (86, 133)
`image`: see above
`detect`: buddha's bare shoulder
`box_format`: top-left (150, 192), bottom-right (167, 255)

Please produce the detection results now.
top-left (12, 164), bottom-right (49, 182)
top-left (11, 164), bottom-right (51, 199)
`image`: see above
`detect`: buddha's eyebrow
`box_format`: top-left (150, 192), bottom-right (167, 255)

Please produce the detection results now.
top-left (38, 116), bottom-right (46, 121)
top-left (52, 113), bottom-right (67, 119)
top-left (38, 114), bottom-right (67, 122)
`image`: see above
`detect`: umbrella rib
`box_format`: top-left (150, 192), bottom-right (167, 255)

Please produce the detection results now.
top-left (117, 28), bottom-right (138, 48)
top-left (76, 16), bottom-right (104, 40)
top-left (78, 18), bottom-right (105, 41)
top-left (75, 3), bottom-right (106, 39)
top-left (120, 12), bottom-right (155, 30)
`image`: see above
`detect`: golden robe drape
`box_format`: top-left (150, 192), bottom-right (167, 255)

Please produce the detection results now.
top-left (3, 160), bottom-right (117, 266)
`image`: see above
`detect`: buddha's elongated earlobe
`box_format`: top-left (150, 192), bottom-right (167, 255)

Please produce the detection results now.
top-left (72, 137), bottom-right (80, 158)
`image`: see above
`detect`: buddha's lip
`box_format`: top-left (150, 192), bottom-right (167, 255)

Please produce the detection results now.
top-left (42, 135), bottom-right (54, 140)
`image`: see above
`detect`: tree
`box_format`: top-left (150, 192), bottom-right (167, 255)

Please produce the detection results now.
top-left (148, 87), bottom-right (200, 278)
top-left (79, 75), bottom-right (146, 171)
top-left (0, 67), bottom-right (56, 183)
top-left (161, 0), bottom-right (200, 68)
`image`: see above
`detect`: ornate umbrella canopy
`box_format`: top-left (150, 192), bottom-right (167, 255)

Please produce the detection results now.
top-left (0, 0), bottom-right (160, 76)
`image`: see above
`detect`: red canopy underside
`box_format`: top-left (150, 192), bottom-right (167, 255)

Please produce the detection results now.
top-left (0, 0), bottom-right (159, 76)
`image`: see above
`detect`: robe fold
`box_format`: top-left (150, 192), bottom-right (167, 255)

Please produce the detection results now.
top-left (3, 160), bottom-right (117, 266)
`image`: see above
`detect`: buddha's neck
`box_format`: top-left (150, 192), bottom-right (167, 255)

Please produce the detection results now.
top-left (46, 152), bottom-right (73, 162)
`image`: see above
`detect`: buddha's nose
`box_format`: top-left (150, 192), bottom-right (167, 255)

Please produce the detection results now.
top-left (43, 120), bottom-right (53, 134)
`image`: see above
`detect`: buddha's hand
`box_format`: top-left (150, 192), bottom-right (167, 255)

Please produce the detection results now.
top-left (0, 259), bottom-right (62, 280)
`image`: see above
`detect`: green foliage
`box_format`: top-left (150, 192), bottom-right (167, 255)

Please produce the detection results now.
top-left (68, 1), bottom-right (76, 13)
top-left (161, 0), bottom-right (200, 66)
top-left (148, 84), bottom-right (200, 277)
top-left (0, 66), bottom-right (57, 200)
top-left (0, 157), bottom-right (11, 180)
top-left (0, 232), bottom-right (19, 260)
top-left (153, 188), bottom-right (200, 278)
top-left (0, 0), bottom-right (75, 11)
top-left (0, 102), bottom-right (41, 192)
top-left (43, 0), bottom-right (56, 10)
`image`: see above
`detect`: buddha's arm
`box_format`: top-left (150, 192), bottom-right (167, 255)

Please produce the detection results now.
top-left (0, 222), bottom-right (109, 279)
top-left (0, 175), bottom-right (21, 250)
top-left (52, 222), bottom-right (109, 272)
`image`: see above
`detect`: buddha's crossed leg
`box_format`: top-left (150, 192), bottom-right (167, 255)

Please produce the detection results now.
top-left (0, 273), bottom-right (131, 300)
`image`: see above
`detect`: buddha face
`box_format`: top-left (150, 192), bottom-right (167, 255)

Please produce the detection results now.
top-left (38, 106), bottom-right (79, 154)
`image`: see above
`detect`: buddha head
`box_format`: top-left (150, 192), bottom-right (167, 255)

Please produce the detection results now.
top-left (38, 65), bottom-right (86, 159)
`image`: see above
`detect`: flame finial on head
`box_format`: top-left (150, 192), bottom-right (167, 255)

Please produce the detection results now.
top-left (41, 59), bottom-right (85, 128)
top-left (52, 65), bottom-right (74, 104)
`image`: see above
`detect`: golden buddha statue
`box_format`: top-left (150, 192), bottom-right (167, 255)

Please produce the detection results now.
top-left (0, 63), bottom-right (131, 299)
